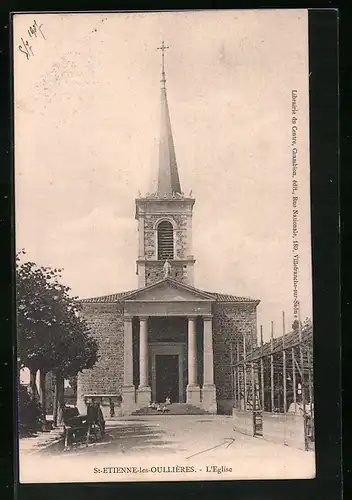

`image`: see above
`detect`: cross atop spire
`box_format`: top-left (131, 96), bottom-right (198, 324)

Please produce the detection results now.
top-left (157, 40), bottom-right (169, 89)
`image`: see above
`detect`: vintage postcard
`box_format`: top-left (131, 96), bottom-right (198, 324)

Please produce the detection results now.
top-left (14, 9), bottom-right (315, 483)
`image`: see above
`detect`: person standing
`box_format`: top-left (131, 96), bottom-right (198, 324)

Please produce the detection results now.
top-left (109, 398), bottom-right (115, 417)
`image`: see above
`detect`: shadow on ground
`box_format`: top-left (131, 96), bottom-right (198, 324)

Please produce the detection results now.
top-left (43, 422), bottom-right (185, 457)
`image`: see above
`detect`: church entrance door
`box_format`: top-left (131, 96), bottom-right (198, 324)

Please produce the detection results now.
top-left (150, 342), bottom-right (185, 403)
top-left (155, 354), bottom-right (179, 403)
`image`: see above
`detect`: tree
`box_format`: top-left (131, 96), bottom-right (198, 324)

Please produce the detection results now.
top-left (16, 253), bottom-right (63, 397)
top-left (16, 250), bottom-right (99, 424)
top-left (50, 308), bottom-right (99, 425)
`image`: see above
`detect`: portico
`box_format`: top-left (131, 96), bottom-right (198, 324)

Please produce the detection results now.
top-left (120, 278), bottom-right (217, 413)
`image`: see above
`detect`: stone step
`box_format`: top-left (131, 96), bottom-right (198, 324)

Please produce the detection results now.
top-left (131, 403), bottom-right (209, 416)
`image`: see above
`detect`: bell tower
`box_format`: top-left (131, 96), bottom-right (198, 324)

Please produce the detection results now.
top-left (135, 41), bottom-right (196, 288)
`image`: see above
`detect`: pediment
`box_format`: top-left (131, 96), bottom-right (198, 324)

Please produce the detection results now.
top-left (121, 279), bottom-right (215, 303)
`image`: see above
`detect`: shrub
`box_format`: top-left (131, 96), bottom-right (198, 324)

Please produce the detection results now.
top-left (18, 385), bottom-right (44, 437)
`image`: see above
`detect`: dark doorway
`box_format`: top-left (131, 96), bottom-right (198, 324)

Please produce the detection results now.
top-left (156, 355), bottom-right (179, 403)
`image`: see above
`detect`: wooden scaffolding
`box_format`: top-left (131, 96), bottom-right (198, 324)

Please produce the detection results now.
top-left (232, 314), bottom-right (314, 450)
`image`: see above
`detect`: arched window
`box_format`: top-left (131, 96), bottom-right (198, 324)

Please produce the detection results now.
top-left (157, 220), bottom-right (174, 260)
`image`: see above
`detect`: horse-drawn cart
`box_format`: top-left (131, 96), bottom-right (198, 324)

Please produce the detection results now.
top-left (62, 403), bottom-right (105, 450)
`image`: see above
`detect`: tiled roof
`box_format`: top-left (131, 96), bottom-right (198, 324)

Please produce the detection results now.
top-left (209, 292), bottom-right (258, 303)
top-left (80, 288), bottom-right (258, 304)
top-left (243, 325), bottom-right (313, 362)
top-left (80, 290), bottom-right (137, 303)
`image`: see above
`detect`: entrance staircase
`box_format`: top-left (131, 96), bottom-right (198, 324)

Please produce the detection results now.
top-left (131, 403), bottom-right (209, 416)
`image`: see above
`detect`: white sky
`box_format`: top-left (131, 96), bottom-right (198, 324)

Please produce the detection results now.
top-left (14, 10), bottom-right (312, 341)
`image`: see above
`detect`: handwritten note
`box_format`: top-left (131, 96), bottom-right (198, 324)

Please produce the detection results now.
top-left (18, 20), bottom-right (46, 60)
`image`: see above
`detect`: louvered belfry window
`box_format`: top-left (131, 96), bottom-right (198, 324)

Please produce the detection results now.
top-left (157, 220), bottom-right (174, 260)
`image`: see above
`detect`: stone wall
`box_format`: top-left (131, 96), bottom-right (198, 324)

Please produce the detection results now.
top-left (77, 303), bottom-right (124, 398)
top-left (144, 214), bottom-right (156, 260)
top-left (173, 214), bottom-right (187, 259)
top-left (213, 302), bottom-right (258, 413)
top-left (148, 316), bottom-right (188, 343)
top-left (145, 261), bottom-right (188, 286)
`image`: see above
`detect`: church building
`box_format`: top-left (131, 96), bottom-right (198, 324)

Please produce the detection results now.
top-left (77, 43), bottom-right (260, 415)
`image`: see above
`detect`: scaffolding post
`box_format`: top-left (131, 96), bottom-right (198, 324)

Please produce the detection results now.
top-left (307, 340), bottom-right (314, 440)
top-left (292, 347), bottom-right (297, 413)
top-left (232, 344), bottom-right (236, 409)
top-left (307, 344), bottom-right (313, 410)
top-left (251, 335), bottom-right (255, 413)
top-left (298, 303), bottom-right (308, 450)
top-left (270, 321), bottom-right (274, 412)
top-left (282, 311), bottom-right (287, 414)
top-left (236, 342), bottom-right (241, 410)
top-left (243, 335), bottom-right (247, 411)
top-left (260, 326), bottom-right (264, 411)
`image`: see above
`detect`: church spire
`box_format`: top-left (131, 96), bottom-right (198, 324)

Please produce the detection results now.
top-left (156, 41), bottom-right (181, 196)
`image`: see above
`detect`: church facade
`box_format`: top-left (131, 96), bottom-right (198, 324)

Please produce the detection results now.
top-left (77, 47), bottom-right (260, 415)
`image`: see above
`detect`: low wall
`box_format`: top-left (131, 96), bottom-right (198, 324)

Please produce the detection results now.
top-left (95, 402), bottom-right (124, 418)
top-left (217, 399), bottom-right (233, 415)
top-left (78, 394), bottom-right (123, 419)
top-left (283, 414), bottom-right (306, 450)
top-left (262, 412), bottom-right (306, 450)
top-left (232, 408), bottom-right (254, 436)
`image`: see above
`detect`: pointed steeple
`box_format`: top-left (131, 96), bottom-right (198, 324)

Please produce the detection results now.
top-left (157, 41), bottom-right (181, 196)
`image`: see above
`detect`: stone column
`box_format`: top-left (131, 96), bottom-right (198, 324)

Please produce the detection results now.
top-left (121, 316), bottom-right (136, 412)
top-left (202, 315), bottom-right (217, 413)
top-left (137, 316), bottom-right (151, 407)
top-left (186, 316), bottom-right (201, 405)
top-left (139, 317), bottom-right (148, 386)
top-left (188, 317), bottom-right (197, 385)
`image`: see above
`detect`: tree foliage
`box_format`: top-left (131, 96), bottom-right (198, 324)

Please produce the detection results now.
top-left (16, 250), bottom-right (99, 380)
top-left (18, 385), bottom-right (44, 436)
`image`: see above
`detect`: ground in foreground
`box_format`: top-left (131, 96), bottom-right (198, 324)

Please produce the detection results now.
top-left (19, 415), bottom-right (315, 483)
